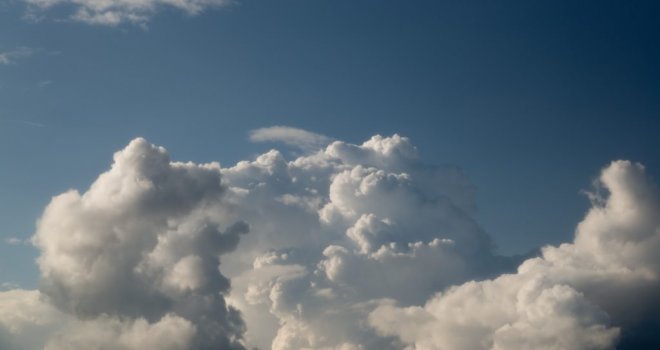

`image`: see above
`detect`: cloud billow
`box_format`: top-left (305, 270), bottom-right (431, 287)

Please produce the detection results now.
top-left (0, 131), bottom-right (659, 349)
top-left (32, 138), bottom-right (246, 349)
top-left (369, 161), bottom-right (660, 350)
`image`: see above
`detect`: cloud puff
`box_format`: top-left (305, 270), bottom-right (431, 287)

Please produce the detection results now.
top-left (3, 132), bottom-right (660, 349)
top-left (0, 289), bottom-right (197, 350)
top-left (23, 0), bottom-right (232, 25)
top-left (0, 289), bottom-right (62, 350)
top-left (369, 161), bottom-right (660, 350)
top-left (249, 126), bottom-right (333, 152)
top-left (15, 137), bottom-right (248, 349)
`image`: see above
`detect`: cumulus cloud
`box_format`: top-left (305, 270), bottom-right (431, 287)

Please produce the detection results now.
top-left (23, 0), bottom-right (232, 25)
top-left (0, 137), bottom-right (248, 349)
top-left (0, 289), bottom-right (197, 350)
top-left (221, 134), bottom-right (517, 349)
top-left (369, 160), bottom-right (660, 350)
top-left (249, 126), bottom-right (333, 152)
top-left (2, 134), bottom-right (659, 349)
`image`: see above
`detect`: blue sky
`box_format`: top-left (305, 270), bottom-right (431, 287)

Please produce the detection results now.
top-left (1, 0), bottom-right (660, 297)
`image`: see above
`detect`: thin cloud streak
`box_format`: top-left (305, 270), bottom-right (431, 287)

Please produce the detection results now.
top-left (249, 125), bottom-right (332, 151)
top-left (4, 237), bottom-right (25, 245)
top-left (0, 47), bottom-right (34, 65)
top-left (22, 0), bottom-right (233, 26)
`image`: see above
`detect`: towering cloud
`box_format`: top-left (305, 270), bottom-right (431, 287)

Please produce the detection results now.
top-left (221, 134), bottom-right (518, 349)
top-left (0, 132), bottom-right (659, 349)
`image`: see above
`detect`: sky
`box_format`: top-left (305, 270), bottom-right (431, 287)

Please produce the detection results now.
top-left (1, 1), bottom-right (660, 349)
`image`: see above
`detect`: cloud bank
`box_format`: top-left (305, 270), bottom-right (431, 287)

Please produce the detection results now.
top-left (1, 131), bottom-right (659, 349)
top-left (23, 0), bottom-right (232, 25)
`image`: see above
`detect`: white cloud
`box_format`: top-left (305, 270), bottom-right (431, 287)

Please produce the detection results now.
top-left (0, 289), bottom-right (196, 350)
top-left (27, 137), bottom-right (248, 349)
top-left (0, 47), bottom-right (34, 65)
top-left (0, 289), bottom-right (62, 350)
top-left (45, 313), bottom-right (197, 350)
top-left (23, 0), bottom-right (232, 25)
top-left (369, 160), bottom-right (660, 350)
top-left (3, 134), bottom-right (660, 349)
top-left (249, 126), bottom-right (333, 152)
top-left (221, 134), bottom-right (513, 349)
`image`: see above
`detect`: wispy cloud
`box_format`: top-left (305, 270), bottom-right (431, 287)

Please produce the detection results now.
top-left (4, 237), bottom-right (25, 245)
top-left (23, 0), bottom-right (234, 26)
top-left (37, 80), bottom-right (53, 88)
top-left (0, 118), bottom-right (46, 128)
top-left (249, 126), bottom-right (333, 151)
top-left (0, 47), bottom-right (34, 65)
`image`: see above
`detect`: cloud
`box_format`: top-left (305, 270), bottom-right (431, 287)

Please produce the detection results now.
top-left (221, 134), bottom-right (516, 349)
top-left (369, 161), bottom-right (660, 349)
top-left (0, 289), bottom-right (197, 350)
top-left (2, 134), bottom-right (660, 349)
top-left (0, 47), bottom-right (34, 65)
top-left (4, 237), bottom-right (25, 245)
top-left (249, 126), bottom-right (333, 152)
top-left (4, 137), bottom-right (249, 349)
top-left (23, 0), bottom-right (232, 26)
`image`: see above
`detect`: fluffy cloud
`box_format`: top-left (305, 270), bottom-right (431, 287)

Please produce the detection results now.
top-left (0, 289), bottom-right (196, 350)
top-left (23, 0), bottom-right (231, 25)
top-left (369, 160), bottom-right (660, 350)
top-left (3, 138), bottom-right (248, 349)
top-left (0, 289), bottom-right (60, 350)
top-left (221, 134), bottom-right (517, 349)
top-left (2, 132), bottom-right (659, 349)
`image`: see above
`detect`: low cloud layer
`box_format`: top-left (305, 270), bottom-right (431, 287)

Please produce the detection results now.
top-left (1, 132), bottom-right (659, 349)
top-left (23, 0), bottom-right (231, 25)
